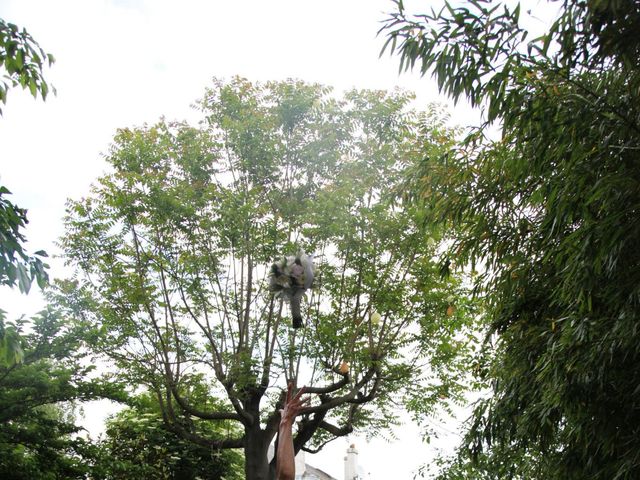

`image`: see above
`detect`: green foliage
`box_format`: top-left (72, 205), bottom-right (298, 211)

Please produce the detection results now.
top-left (0, 309), bottom-right (24, 365)
top-left (0, 308), bottom-right (127, 479)
top-left (94, 392), bottom-right (243, 480)
top-left (0, 18), bottom-right (52, 365)
top-left (59, 77), bottom-right (476, 476)
top-left (0, 403), bottom-right (94, 480)
top-left (0, 18), bottom-right (55, 114)
top-left (0, 18), bottom-right (52, 300)
top-left (0, 187), bottom-right (49, 296)
top-left (383, 0), bottom-right (640, 479)
top-left (419, 444), bottom-right (548, 480)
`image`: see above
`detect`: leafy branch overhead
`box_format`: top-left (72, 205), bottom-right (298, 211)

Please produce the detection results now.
top-left (59, 78), bottom-right (477, 479)
top-left (0, 18), bottom-right (55, 114)
top-left (382, 0), bottom-right (640, 479)
top-left (0, 17), bottom-right (53, 367)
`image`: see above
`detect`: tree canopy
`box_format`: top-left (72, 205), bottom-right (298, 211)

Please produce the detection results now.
top-left (383, 0), bottom-right (640, 478)
top-left (60, 77), bottom-right (477, 479)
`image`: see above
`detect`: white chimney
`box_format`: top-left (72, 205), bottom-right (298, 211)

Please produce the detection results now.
top-left (344, 444), bottom-right (358, 480)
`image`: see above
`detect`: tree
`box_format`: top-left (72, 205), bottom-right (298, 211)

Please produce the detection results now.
top-left (0, 308), bottom-right (127, 479)
top-left (382, 0), bottom-right (640, 479)
top-left (60, 78), bottom-right (476, 480)
top-left (93, 392), bottom-right (243, 480)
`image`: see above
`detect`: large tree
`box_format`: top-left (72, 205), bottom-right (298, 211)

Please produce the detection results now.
top-left (60, 78), bottom-right (475, 480)
top-left (382, 0), bottom-right (640, 478)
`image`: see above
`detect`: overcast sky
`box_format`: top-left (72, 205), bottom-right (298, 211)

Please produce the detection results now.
top-left (0, 0), bottom-right (482, 477)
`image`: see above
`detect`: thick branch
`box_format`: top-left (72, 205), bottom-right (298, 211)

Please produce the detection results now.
top-left (301, 437), bottom-right (340, 454)
top-left (163, 421), bottom-right (245, 449)
top-left (157, 386), bottom-right (245, 449)
top-left (347, 373), bottom-right (381, 405)
top-left (222, 383), bottom-right (256, 426)
top-left (293, 410), bottom-right (327, 454)
top-left (266, 299), bottom-right (285, 382)
top-left (295, 402), bottom-right (359, 455)
top-left (264, 388), bottom-right (288, 441)
top-left (175, 281), bottom-right (226, 382)
top-left (304, 373), bottom-right (350, 395)
top-left (299, 366), bottom-right (379, 416)
top-left (318, 419), bottom-right (354, 437)
top-left (170, 387), bottom-right (244, 422)
top-left (260, 296), bottom-right (277, 388)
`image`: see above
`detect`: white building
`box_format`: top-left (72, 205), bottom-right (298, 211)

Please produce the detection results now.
top-left (269, 443), bottom-right (364, 480)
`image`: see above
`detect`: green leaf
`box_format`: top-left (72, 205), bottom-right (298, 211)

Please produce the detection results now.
top-left (16, 262), bottom-right (31, 294)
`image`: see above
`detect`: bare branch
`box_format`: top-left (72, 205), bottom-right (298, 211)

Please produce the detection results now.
top-left (260, 296), bottom-right (279, 388)
top-left (243, 252), bottom-right (253, 348)
top-left (301, 437), bottom-right (340, 454)
top-left (304, 373), bottom-right (350, 395)
top-left (163, 420), bottom-right (245, 449)
top-left (318, 419), bottom-right (354, 437)
top-left (300, 366), bottom-right (379, 416)
top-left (170, 388), bottom-right (244, 422)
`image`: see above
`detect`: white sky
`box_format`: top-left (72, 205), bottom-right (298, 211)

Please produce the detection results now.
top-left (0, 0), bottom-right (482, 478)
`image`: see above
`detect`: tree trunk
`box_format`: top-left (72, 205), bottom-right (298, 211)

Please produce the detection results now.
top-left (244, 425), bottom-right (272, 480)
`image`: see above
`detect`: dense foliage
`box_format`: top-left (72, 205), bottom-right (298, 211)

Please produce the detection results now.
top-left (94, 393), bottom-right (243, 480)
top-left (383, 0), bottom-right (640, 478)
top-left (60, 78), bottom-right (477, 479)
top-left (0, 309), bottom-right (125, 479)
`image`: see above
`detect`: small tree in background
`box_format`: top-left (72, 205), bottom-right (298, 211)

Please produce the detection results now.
top-left (60, 78), bottom-right (477, 480)
top-left (94, 392), bottom-right (243, 480)
top-left (0, 308), bottom-right (126, 479)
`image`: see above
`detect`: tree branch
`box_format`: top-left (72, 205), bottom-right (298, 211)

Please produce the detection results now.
top-left (169, 386), bottom-right (244, 422)
top-left (304, 372), bottom-right (350, 395)
top-left (299, 366), bottom-right (378, 416)
top-left (162, 421), bottom-right (245, 449)
top-left (318, 419), bottom-right (354, 437)
top-left (293, 409), bottom-right (328, 454)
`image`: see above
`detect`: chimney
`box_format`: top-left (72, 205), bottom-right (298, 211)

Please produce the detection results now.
top-left (344, 444), bottom-right (358, 480)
